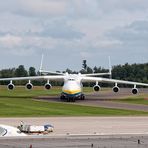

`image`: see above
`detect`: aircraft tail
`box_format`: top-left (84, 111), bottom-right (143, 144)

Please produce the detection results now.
top-left (39, 54), bottom-right (44, 73)
top-left (108, 56), bottom-right (112, 78)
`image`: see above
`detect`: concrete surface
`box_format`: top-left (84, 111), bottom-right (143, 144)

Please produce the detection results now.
top-left (0, 117), bottom-right (148, 135)
top-left (0, 116), bottom-right (148, 147)
top-left (1, 135), bottom-right (148, 148)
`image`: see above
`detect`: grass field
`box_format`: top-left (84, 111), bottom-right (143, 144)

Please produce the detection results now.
top-left (116, 94), bottom-right (148, 105)
top-left (0, 86), bottom-right (148, 117)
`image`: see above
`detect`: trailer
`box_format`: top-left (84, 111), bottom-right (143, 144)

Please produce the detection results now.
top-left (18, 121), bottom-right (54, 134)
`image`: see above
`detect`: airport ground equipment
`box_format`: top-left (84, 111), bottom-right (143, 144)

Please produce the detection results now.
top-left (18, 121), bottom-right (54, 134)
top-left (0, 127), bottom-right (7, 136)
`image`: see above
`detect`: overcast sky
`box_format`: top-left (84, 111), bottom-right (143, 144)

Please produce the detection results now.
top-left (0, 0), bottom-right (148, 71)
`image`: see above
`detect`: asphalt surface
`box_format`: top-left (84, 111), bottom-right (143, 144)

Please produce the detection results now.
top-left (1, 135), bottom-right (148, 148)
top-left (37, 88), bottom-right (148, 111)
top-left (1, 117), bottom-right (148, 135)
top-left (1, 117), bottom-right (148, 147)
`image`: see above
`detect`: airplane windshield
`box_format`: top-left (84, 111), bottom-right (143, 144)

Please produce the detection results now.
top-left (68, 79), bottom-right (75, 81)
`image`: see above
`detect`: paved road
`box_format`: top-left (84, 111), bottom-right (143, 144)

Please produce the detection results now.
top-left (76, 100), bottom-right (148, 111)
top-left (1, 117), bottom-right (148, 147)
top-left (1, 117), bottom-right (148, 135)
top-left (0, 135), bottom-right (148, 148)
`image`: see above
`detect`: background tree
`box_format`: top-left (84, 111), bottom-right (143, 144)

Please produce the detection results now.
top-left (0, 68), bottom-right (15, 85)
top-left (29, 67), bottom-right (36, 76)
top-left (14, 65), bottom-right (28, 85)
top-left (0, 62), bottom-right (147, 87)
top-left (15, 65), bottom-right (28, 77)
top-left (82, 60), bottom-right (87, 71)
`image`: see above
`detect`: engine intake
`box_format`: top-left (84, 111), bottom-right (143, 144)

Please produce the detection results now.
top-left (93, 85), bottom-right (101, 92)
top-left (7, 83), bottom-right (15, 90)
top-left (132, 88), bottom-right (138, 94)
top-left (26, 83), bottom-right (33, 90)
top-left (44, 83), bottom-right (52, 90)
top-left (112, 86), bottom-right (120, 93)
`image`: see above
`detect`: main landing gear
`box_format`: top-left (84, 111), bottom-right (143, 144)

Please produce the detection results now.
top-left (60, 95), bottom-right (76, 102)
top-left (60, 94), bottom-right (85, 102)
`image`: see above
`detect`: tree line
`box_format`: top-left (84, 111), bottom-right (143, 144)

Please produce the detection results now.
top-left (0, 61), bottom-right (148, 86)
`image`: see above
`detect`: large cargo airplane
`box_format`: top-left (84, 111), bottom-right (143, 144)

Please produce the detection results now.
top-left (0, 57), bottom-right (148, 102)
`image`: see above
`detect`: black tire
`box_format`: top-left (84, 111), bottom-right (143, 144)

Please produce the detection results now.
top-left (67, 98), bottom-right (70, 102)
top-left (81, 94), bottom-right (85, 100)
top-left (72, 98), bottom-right (75, 102)
top-left (60, 95), bottom-right (65, 100)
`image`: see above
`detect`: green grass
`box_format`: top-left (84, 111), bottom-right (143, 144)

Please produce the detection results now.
top-left (0, 86), bottom-right (61, 97)
top-left (0, 97), bottom-right (148, 117)
top-left (115, 94), bottom-right (148, 105)
top-left (0, 86), bottom-right (148, 117)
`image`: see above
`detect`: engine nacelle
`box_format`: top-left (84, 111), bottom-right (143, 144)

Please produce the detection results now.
top-left (44, 83), bottom-right (52, 90)
top-left (132, 88), bottom-right (138, 94)
top-left (112, 86), bottom-right (120, 93)
top-left (93, 85), bottom-right (101, 92)
top-left (7, 83), bottom-right (15, 90)
top-left (26, 83), bottom-right (33, 90)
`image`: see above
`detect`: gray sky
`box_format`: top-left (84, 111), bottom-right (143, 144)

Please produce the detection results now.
top-left (0, 0), bottom-right (148, 71)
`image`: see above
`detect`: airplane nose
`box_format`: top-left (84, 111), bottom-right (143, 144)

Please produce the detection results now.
top-left (63, 89), bottom-right (81, 95)
top-left (68, 90), bottom-right (74, 94)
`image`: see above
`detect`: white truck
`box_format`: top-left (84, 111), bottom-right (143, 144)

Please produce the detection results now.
top-left (18, 121), bottom-right (54, 134)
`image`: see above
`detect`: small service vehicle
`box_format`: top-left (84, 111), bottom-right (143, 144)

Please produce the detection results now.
top-left (18, 121), bottom-right (54, 134)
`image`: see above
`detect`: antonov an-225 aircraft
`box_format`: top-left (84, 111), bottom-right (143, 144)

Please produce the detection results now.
top-left (0, 57), bottom-right (148, 102)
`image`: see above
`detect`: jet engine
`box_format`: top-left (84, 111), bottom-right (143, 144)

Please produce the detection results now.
top-left (26, 82), bottom-right (33, 90)
top-left (44, 83), bottom-right (52, 90)
top-left (112, 86), bottom-right (120, 93)
top-left (131, 88), bottom-right (138, 94)
top-left (7, 83), bottom-right (15, 90)
top-left (93, 85), bottom-right (101, 92)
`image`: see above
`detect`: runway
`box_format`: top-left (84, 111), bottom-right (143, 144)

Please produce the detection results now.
top-left (1, 117), bottom-right (148, 135)
top-left (1, 117), bottom-right (148, 147)
top-left (0, 134), bottom-right (148, 148)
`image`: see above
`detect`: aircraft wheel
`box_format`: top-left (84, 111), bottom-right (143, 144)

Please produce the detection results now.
top-left (67, 98), bottom-right (70, 102)
top-left (60, 95), bottom-right (65, 100)
top-left (81, 95), bottom-right (85, 100)
top-left (72, 98), bottom-right (75, 102)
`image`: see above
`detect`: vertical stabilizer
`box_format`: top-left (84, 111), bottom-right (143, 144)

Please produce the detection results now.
top-left (108, 56), bottom-right (112, 78)
top-left (39, 54), bottom-right (44, 73)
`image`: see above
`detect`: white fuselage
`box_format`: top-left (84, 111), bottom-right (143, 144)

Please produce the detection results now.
top-left (62, 74), bottom-right (82, 97)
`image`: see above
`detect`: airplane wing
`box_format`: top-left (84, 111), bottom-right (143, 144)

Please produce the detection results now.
top-left (0, 75), bottom-right (65, 90)
top-left (0, 75), bottom-right (65, 81)
top-left (39, 70), bottom-right (63, 75)
top-left (82, 72), bottom-right (111, 76)
top-left (81, 76), bottom-right (148, 87)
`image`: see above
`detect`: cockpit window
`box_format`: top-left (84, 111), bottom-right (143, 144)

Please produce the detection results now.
top-left (68, 79), bottom-right (75, 81)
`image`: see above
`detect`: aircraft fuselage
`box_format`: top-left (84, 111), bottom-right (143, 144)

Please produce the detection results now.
top-left (60, 74), bottom-right (84, 102)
